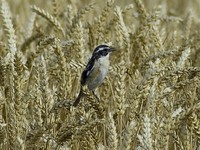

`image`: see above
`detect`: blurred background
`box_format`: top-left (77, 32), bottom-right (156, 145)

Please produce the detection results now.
top-left (4, 0), bottom-right (200, 24)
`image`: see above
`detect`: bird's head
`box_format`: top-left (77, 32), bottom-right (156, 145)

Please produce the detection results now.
top-left (92, 44), bottom-right (115, 59)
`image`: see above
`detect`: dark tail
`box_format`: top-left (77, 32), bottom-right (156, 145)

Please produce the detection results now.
top-left (73, 87), bottom-right (85, 107)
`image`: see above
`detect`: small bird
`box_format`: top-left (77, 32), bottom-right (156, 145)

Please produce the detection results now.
top-left (73, 44), bottom-right (115, 107)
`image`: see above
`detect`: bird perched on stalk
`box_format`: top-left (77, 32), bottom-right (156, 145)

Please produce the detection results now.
top-left (73, 44), bottom-right (115, 107)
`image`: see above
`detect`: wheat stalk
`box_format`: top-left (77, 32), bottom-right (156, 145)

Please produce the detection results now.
top-left (31, 5), bottom-right (65, 36)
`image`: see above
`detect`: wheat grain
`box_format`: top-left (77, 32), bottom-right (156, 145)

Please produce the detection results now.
top-left (107, 113), bottom-right (118, 150)
top-left (0, 0), bottom-right (200, 149)
top-left (31, 5), bottom-right (65, 36)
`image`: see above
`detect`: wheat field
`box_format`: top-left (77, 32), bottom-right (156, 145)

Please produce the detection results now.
top-left (0, 0), bottom-right (200, 149)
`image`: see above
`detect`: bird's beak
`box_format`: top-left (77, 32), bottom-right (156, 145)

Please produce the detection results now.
top-left (110, 46), bottom-right (116, 52)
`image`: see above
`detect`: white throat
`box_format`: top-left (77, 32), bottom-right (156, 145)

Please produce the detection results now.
top-left (98, 54), bottom-right (110, 67)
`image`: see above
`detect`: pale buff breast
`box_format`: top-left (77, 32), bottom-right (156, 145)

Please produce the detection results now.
top-left (87, 54), bottom-right (110, 90)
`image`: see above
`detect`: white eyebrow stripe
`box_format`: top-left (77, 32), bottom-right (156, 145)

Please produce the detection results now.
top-left (95, 47), bottom-right (109, 53)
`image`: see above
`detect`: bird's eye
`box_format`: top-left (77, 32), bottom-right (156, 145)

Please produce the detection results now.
top-left (97, 50), bottom-right (109, 57)
top-left (103, 51), bottom-right (108, 56)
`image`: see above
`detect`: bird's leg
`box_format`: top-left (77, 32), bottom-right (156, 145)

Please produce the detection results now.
top-left (92, 90), bottom-right (100, 102)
